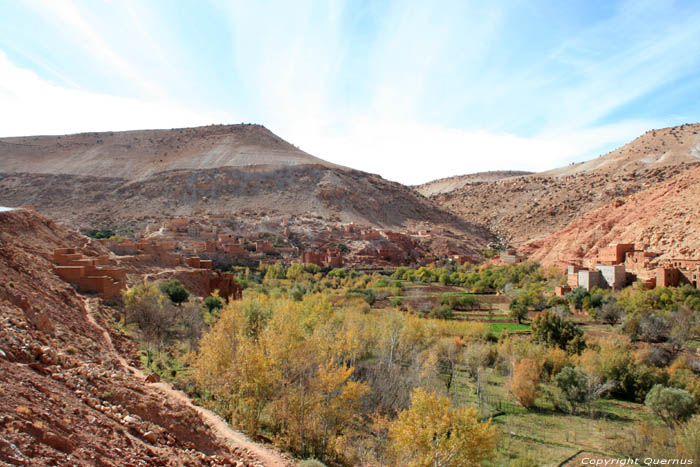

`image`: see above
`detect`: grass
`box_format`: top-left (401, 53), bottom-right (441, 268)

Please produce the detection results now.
top-left (450, 367), bottom-right (655, 466)
top-left (489, 322), bottom-right (531, 333)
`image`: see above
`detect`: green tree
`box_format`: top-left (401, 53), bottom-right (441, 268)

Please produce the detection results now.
top-left (159, 279), bottom-right (190, 305)
top-left (204, 294), bottom-right (224, 314)
top-left (644, 384), bottom-right (695, 424)
top-left (555, 366), bottom-right (588, 414)
top-left (532, 310), bottom-right (586, 353)
top-left (569, 287), bottom-right (589, 312)
top-left (509, 293), bottom-right (530, 324)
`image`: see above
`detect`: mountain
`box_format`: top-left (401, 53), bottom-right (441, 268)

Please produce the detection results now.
top-left (0, 124), bottom-right (493, 256)
top-left (520, 164), bottom-right (700, 266)
top-left (414, 171), bottom-right (533, 197)
top-left (0, 124), bottom-right (346, 181)
top-left (422, 123), bottom-right (700, 247)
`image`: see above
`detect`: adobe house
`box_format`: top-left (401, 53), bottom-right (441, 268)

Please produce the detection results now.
top-left (598, 243), bottom-right (635, 265)
top-left (567, 264), bottom-right (582, 287)
top-left (595, 264), bottom-right (627, 290)
top-left (52, 248), bottom-right (126, 300)
top-left (656, 267), bottom-right (681, 288)
top-left (577, 269), bottom-right (603, 291)
top-left (555, 285), bottom-right (572, 297)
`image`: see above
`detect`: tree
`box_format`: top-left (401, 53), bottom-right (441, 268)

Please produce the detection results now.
top-left (159, 279), bottom-right (190, 305)
top-left (388, 387), bottom-right (497, 467)
top-left (598, 299), bottom-right (624, 325)
top-left (644, 384), bottom-right (695, 424)
top-left (122, 281), bottom-right (175, 345)
top-left (204, 294), bottom-right (224, 314)
top-left (509, 293), bottom-right (529, 324)
top-left (510, 358), bottom-right (541, 408)
top-left (531, 310), bottom-right (586, 353)
top-left (569, 287), bottom-right (589, 312)
top-left (555, 366), bottom-right (588, 414)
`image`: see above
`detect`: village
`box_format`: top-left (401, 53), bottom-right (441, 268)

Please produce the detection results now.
top-left (557, 243), bottom-right (700, 295)
top-left (49, 211), bottom-right (700, 304)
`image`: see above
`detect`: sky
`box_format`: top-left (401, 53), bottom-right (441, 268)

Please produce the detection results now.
top-left (1, 1), bottom-right (700, 184)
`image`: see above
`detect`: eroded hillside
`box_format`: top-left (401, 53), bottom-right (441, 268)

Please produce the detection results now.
top-left (0, 124), bottom-right (346, 181)
top-left (425, 124), bottom-right (700, 246)
top-left (0, 208), bottom-right (292, 466)
top-left (520, 165), bottom-right (700, 266)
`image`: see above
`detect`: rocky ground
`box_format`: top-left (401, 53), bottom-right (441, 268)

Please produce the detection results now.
top-left (421, 123), bottom-right (700, 248)
top-left (0, 209), bottom-right (294, 466)
top-left (520, 164), bottom-right (700, 266)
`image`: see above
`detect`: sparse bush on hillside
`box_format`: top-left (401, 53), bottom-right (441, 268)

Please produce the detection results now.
top-left (532, 310), bottom-right (586, 354)
top-left (645, 384), bottom-right (696, 424)
top-left (159, 279), bottom-right (190, 305)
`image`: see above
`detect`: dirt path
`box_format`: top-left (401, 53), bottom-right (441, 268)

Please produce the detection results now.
top-left (82, 298), bottom-right (294, 467)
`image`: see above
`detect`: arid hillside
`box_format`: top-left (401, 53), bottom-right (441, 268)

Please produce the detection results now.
top-left (0, 208), bottom-right (292, 466)
top-left (520, 165), bottom-right (700, 266)
top-left (0, 125), bottom-right (492, 254)
top-left (414, 170), bottom-right (532, 197)
top-left (0, 124), bottom-right (346, 181)
top-left (425, 124), bottom-right (700, 246)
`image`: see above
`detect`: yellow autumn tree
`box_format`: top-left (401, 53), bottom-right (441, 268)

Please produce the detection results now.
top-left (510, 358), bottom-right (541, 408)
top-left (388, 387), bottom-right (497, 467)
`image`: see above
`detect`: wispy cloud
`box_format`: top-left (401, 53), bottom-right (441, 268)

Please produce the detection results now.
top-left (0, 51), bottom-right (233, 136)
top-left (1, 0), bottom-right (699, 183)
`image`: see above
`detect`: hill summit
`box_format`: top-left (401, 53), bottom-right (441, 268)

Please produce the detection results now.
top-left (0, 124), bottom-right (346, 181)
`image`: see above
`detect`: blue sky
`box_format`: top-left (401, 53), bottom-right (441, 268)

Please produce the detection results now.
top-left (1, 0), bottom-right (700, 184)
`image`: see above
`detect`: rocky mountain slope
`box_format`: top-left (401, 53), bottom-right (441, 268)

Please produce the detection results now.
top-left (0, 208), bottom-right (292, 466)
top-left (0, 125), bottom-right (492, 253)
top-left (520, 165), bottom-right (700, 266)
top-left (0, 124), bottom-right (346, 181)
top-left (414, 171), bottom-right (532, 197)
top-left (424, 124), bottom-right (700, 246)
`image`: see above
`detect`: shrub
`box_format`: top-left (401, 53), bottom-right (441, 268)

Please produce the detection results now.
top-left (598, 299), bottom-right (624, 325)
top-left (204, 295), bottom-right (224, 314)
top-left (555, 366), bottom-right (588, 413)
top-left (430, 304), bottom-right (453, 320)
top-left (675, 415), bottom-right (700, 459)
top-left (510, 358), bottom-right (541, 408)
top-left (531, 310), bottom-right (585, 353)
top-left (298, 460), bottom-right (327, 467)
top-left (159, 279), bottom-right (190, 305)
top-left (644, 384), bottom-right (695, 424)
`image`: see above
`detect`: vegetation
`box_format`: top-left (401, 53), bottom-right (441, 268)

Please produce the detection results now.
top-left (387, 387), bottom-right (496, 466)
top-left (116, 260), bottom-right (700, 465)
top-left (159, 279), bottom-right (190, 305)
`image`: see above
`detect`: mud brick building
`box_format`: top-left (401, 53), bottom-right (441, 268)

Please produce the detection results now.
top-left (52, 248), bottom-right (126, 300)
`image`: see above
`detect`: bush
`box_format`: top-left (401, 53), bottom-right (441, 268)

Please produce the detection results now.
top-left (204, 295), bottom-right (224, 314)
top-left (675, 414), bottom-right (700, 458)
top-left (555, 366), bottom-right (588, 413)
top-left (644, 384), bottom-right (695, 424)
top-left (598, 299), bottom-right (624, 325)
top-left (510, 358), bottom-right (541, 408)
top-left (159, 279), bottom-right (190, 305)
top-left (532, 310), bottom-right (585, 353)
top-left (430, 304), bottom-right (453, 320)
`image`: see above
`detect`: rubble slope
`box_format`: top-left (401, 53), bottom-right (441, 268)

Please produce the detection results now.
top-left (520, 165), bottom-right (700, 267)
top-left (0, 208), bottom-right (292, 466)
